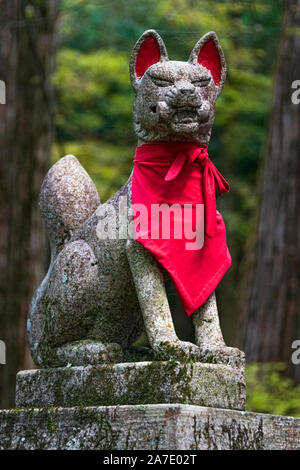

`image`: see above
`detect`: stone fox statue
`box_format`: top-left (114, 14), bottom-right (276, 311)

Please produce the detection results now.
top-left (28, 30), bottom-right (244, 368)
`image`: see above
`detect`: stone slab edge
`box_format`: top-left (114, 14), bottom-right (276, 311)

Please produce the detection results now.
top-left (0, 404), bottom-right (299, 450)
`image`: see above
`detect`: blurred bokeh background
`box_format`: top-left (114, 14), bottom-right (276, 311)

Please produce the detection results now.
top-left (1, 0), bottom-right (300, 415)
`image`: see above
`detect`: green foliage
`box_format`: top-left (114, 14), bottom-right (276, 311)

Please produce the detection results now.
top-left (54, 48), bottom-right (133, 144)
top-left (246, 363), bottom-right (300, 417)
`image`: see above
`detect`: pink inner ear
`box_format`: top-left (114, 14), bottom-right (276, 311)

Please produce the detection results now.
top-left (135, 36), bottom-right (161, 77)
top-left (197, 38), bottom-right (222, 85)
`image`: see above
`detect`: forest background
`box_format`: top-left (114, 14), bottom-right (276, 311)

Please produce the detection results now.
top-left (1, 0), bottom-right (300, 416)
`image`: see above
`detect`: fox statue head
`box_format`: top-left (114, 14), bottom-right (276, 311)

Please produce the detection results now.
top-left (130, 29), bottom-right (226, 144)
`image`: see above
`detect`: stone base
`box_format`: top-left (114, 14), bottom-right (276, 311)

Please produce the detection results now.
top-left (0, 404), bottom-right (299, 450)
top-left (15, 361), bottom-right (245, 410)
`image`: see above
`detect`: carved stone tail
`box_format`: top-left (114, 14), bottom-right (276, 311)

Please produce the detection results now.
top-left (39, 155), bottom-right (100, 256)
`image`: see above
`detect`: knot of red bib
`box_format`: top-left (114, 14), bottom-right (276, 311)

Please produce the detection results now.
top-left (164, 144), bottom-right (229, 237)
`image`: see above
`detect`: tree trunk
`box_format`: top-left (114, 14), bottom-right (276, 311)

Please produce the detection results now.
top-left (0, 0), bottom-right (59, 408)
top-left (241, 0), bottom-right (300, 381)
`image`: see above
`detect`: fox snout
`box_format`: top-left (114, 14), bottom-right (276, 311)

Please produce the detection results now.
top-left (156, 85), bottom-right (209, 128)
top-left (166, 82), bottom-right (201, 107)
top-left (176, 80), bottom-right (197, 96)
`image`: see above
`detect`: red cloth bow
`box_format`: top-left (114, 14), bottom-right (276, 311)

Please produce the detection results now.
top-left (164, 145), bottom-right (229, 237)
top-left (132, 141), bottom-right (231, 315)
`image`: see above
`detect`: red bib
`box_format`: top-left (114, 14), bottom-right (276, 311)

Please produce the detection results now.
top-left (132, 141), bottom-right (231, 315)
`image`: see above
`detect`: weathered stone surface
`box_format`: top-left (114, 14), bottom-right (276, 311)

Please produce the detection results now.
top-left (15, 361), bottom-right (245, 410)
top-left (0, 404), bottom-right (299, 450)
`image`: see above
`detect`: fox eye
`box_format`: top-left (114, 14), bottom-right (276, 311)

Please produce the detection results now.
top-left (151, 76), bottom-right (173, 87)
top-left (192, 78), bottom-right (211, 87)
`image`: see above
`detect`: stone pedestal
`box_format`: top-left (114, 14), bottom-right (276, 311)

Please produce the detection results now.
top-left (0, 361), bottom-right (299, 450)
top-left (15, 361), bottom-right (245, 410)
top-left (0, 404), bottom-right (300, 450)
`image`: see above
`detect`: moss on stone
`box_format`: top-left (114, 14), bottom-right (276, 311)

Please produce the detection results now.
top-left (1, 405), bottom-right (299, 450)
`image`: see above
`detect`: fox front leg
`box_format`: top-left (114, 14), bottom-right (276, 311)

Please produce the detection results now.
top-left (126, 239), bottom-right (202, 362)
top-left (192, 292), bottom-right (244, 368)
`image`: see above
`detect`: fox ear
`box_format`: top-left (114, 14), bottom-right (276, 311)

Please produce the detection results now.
top-left (130, 29), bottom-right (168, 91)
top-left (189, 31), bottom-right (226, 95)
